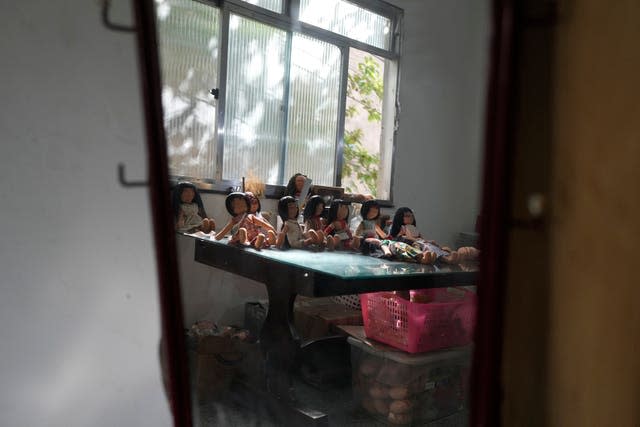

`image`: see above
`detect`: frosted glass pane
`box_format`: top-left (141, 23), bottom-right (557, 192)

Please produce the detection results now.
top-left (156, 0), bottom-right (220, 179)
top-left (224, 15), bottom-right (287, 184)
top-left (299, 0), bottom-right (391, 50)
top-left (285, 35), bottom-right (341, 186)
top-left (240, 0), bottom-right (283, 14)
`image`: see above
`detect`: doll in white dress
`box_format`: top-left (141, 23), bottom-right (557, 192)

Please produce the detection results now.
top-left (171, 181), bottom-right (215, 234)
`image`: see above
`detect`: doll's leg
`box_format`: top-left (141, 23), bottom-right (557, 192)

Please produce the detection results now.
top-left (457, 246), bottom-right (480, 261)
top-left (326, 236), bottom-right (337, 251)
top-left (238, 228), bottom-right (248, 245)
top-left (440, 250), bottom-right (460, 264)
top-left (266, 230), bottom-right (277, 246)
top-left (307, 230), bottom-right (320, 245)
top-left (352, 236), bottom-right (361, 250)
top-left (254, 233), bottom-right (265, 249)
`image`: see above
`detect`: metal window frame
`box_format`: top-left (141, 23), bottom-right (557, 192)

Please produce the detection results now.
top-left (165, 0), bottom-right (402, 202)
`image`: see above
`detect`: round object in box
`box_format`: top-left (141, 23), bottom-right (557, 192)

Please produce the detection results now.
top-left (369, 383), bottom-right (388, 399)
top-left (359, 357), bottom-right (380, 377)
top-left (388, 411), bottom-right (412, 425)
top-left (373, 398), bottom-right (390, 415)
top-left (389, 399), bottom-right (413, 414)
top-left (389, 385), bottom-right (411, 400)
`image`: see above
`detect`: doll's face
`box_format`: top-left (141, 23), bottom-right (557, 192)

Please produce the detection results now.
top-left (180, 187), bottom-right (195, 203)
top-left (403, 211), bottom-right (414, 224)
top-left (294, 176), bottom-right (306, 192)
top-left (287, 202), bottom-right (298, 219)
top-left (366, 206), bottom-right (379, 220)
top-left (337, 204), bottom-right (349, 220)
top-left (314, 202), bottom-right (324, 216)
top-left (231, 197), bottom-right (248, 215)
top-left (248, 197), bottom-right (259, 213)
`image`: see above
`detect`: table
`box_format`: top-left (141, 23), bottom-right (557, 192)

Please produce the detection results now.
top-left (191, 234), bottom-right (478, 425)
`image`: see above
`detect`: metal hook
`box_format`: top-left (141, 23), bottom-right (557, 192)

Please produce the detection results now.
top-left (118, 163), bottom-right (148, 187)
top-left (101, 0), bottom-right (136, 33)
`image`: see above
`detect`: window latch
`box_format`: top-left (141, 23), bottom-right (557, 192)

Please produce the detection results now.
top-left (209, 88), bottom-right (219, 99)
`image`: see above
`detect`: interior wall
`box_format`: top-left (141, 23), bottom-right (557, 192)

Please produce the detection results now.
top-left (0, 1), bottom-right (172, 426)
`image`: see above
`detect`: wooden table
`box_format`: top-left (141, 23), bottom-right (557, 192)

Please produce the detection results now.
top-left (192, 235), bottom-right (478, 425)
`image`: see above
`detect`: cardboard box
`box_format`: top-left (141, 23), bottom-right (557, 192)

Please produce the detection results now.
top-left (293, 297), bottom-right (363, 340)
top-left (244, 297), bottom-right (363, 341)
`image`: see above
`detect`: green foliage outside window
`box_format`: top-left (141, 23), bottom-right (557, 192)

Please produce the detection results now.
top-left (343, 56), bottom-right (383, 195)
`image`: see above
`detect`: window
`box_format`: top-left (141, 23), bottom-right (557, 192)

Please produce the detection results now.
top-left (156, 0), bottom-right (401, 200)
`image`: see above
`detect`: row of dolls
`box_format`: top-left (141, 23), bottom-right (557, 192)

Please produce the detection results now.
top-left (172, 181), bottom-right (479, 265)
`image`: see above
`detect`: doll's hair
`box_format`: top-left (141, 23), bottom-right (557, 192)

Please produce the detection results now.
top-left (172, 181), bottom-right (207, 221)
top-left (303, 195), bottom-right (325, 221)
top-left (277, 196), bottom-right (298, 221)
top-left (390, 207), bottom-right (416, 238)
top-left (325, 199), bottom-right (351, 225)
top-left (284, 173), bottom-right (308, 197)
top-left (360, 199), bottom-right (381, 220)
top-left (245, 191), bottom-right (261, 213)
top-left (224, 192), bottom-right (250, 216)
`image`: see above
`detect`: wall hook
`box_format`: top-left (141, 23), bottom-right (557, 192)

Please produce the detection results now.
top-left (101, 0), bottom-right (136, 33)
top-left (118, 163), bottom-right (148, 187)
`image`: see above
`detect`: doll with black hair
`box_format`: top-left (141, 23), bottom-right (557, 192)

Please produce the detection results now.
top-left (284, 173), bottom-right (308, 199)
top-left (302, 195), bottom-right (333, 251)
top-left (276, 196), bottom-right (323, 250)
top-left (354, 199), bottom-right (387, 239)
top-left (172, 181), bottom-right (215, 234)
top-left (389, 207), bottom-right (479, 264)
top-left (215, 192), bottom-right (276, 249)
top-left (323, 199), bottom-right (360, 250)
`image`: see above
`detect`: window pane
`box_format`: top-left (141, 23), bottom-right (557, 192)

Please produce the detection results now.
top-left (343, 48), bottom-right (395, 199)
top-left (156, 0), bottom-right (220, 179)
top-left (285, 35), bottom-right (341, 187)
top-left (224, 15), bottom-right (287, 184)
top-left (299, 0), bottom-right (391, 50)
top-left (239, 0), bottom-right (284, 14)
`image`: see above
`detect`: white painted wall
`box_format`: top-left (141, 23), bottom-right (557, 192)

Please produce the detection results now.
top-left (0, 1), bottom-right (172, 426)
top-left (179, 0), bottom-right (491, 326)
top-left (388, 0), bottom-right (490, 244)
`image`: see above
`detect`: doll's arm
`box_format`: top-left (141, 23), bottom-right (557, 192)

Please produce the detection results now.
top-left (354, 222), bottom-right (364, 237)
top-left (374, 224), bottom-right (387, 239)
top-left (214, 220), bottom-right (234, 240)
top-left (323, 223), bottom-right (335, 235)
top-left (252, 215), bottom-right (275, 233)
top-left (175, 210), bottom-right (186, 230)
top-left (276, 223), bottom-right (288, 248)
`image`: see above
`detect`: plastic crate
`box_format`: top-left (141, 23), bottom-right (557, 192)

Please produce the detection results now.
top-left (349, 336), bottom-right (469, 425)
top-left (360, 288), bottom-right (477, 353)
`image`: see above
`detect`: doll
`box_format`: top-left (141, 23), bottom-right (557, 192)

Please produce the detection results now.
top-left (361, 237), bottom-right (438, 264)
top-left (245, 191), bottom-right (276, 244)
top-left (354, 199), bottom-right (387, 239)
top-left (171, 181), bottom-right (215, 234)
top-left (324, 199), bottom-right (361, 250)
top-left (284, 173), bottom-right (308, 199)
top-left (215, 192), bottom-right (276, 249)
top-left (389, 207), bottom-right (479, 264)
top-left (302, 195), bottom-right (333, 251)
top-left (276, 196), bottom-right (323, 250)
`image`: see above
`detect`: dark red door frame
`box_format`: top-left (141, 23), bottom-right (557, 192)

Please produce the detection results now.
top-left (132, 0), bottom-right (193, 425)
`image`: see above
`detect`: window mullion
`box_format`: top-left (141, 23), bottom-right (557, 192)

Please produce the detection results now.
top-left (334, 44), bottom-right (349, 187)
top-left (214, 6), bottom-right (231, 181)
top-left (278, 31), bottom-right (294, 186)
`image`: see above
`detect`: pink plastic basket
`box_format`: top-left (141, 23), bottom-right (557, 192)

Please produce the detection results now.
top-left (360, 288), bottom-right (477, 353)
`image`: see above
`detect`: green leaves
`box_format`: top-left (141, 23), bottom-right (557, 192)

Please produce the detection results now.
top-left (343, 55), bottom-right (383, 195)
